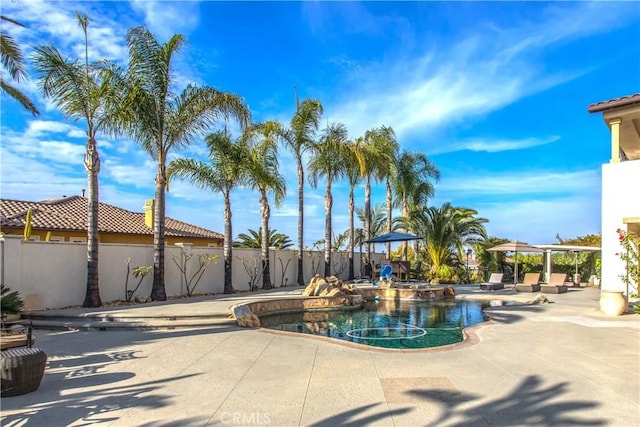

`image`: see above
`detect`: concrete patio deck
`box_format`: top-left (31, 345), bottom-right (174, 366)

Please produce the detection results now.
top-left (1, 285), bottom-right (638, 426)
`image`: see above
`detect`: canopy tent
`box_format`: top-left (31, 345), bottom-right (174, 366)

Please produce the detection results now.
top-left (365, 232), bottom-right (423, 261)
top-left (533, 244), bottom-right (601, 283)
top-left (487, 240), bottom-right (543, 284)
top-left (365, 232), bottom-right (422, 243)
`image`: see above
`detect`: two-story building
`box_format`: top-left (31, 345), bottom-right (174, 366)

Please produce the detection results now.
top-left (588, 94), bottom-right (640, 295)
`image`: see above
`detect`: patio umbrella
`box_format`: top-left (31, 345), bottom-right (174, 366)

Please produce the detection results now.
top-left (487, 240), bottom-right (543, 284)
top-left (365, 232), bottom-right (423, 261)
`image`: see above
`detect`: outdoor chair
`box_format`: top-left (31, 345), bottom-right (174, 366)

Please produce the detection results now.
top-left (480, 273), bottom-right (504, 290)
top-left (1, 320), bottom-right (47, 397)
top-left (540, 273), bottom-right (568, 294)
top-left (515, 272), bottom-right (541, 292)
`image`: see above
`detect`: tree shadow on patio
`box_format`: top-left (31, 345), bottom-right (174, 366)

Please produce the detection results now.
top-left (309, 375), bottom-right (606, 426)
top-left (408, 374), bottom-right (606, 426)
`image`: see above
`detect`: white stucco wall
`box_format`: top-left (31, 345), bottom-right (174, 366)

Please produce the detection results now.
top-left (0, 235), bottom-right (380, 310)
top-left (601, 160), bottom-right (640, 293)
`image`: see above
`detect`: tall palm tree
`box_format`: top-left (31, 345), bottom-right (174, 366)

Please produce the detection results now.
top-left (402, 203), bottom-right (488, 272)
top-left (167, 129), bottom-right (247, 294)
top-left (234, 228), bottom-right (293, 249)
top-left (281, 99), bottom-right (323, 285)
top-left (343, 141), bottom-right (364, 279)
top-left (370, 126), bottom-right (399, 258)
top-left (358, 127), bottom-right (396, 266)
top-left (1, 16), bottom-right (39, 115)
top-left (113, 27), bottom-right (250, 300)
top-left (308, 122), bottom-right (348, 277)
top-left (243, 121), bottom-right (286, 289)
top-left (32, 13), bottom-right (110, 307)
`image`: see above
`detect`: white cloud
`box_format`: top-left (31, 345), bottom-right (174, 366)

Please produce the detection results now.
top-left (105, 159), bottom-right (156, 188)
top-left (453, 136), bottom-right (560, 154)
top-left (323, 2), bottom-right (634, 151)
top-left (129, 0), bottom-right (200, 42)
top-left (25, 120), bottom-right (86, 139)
top-left (438, 169), bottom-right (600, 196)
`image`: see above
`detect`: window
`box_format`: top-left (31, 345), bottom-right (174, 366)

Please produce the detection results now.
top-left (69, 237), bottom-right (86, 243)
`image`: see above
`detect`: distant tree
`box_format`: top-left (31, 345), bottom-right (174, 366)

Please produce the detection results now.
top-left (1, 16), bottom-right (39, 115)
top-left (474, 237), bottom-right (510, 280)
top-left (234, 228), bottom-right (293, 249)
top-left (356, 203), bottom-right (389, 240)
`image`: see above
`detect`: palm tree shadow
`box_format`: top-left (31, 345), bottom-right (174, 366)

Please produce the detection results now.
top-left (409, 374), bottom-right (606, 426)
top-left (308, 403), bottom-right (412, 426)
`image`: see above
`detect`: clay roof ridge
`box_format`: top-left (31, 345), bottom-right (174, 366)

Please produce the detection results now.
top-left (587, 93), bottom-right (640, 113)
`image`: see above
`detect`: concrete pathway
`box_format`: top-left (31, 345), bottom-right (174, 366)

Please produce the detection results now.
top-left (1, 286), bottom-right (638, 426)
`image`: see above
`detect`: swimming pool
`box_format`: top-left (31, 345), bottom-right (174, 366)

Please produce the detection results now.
top-left (260, 298), bottom-right (489, 349)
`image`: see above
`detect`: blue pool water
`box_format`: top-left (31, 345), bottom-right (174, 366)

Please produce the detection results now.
top-left (260, 299), bottom-right (489, 349)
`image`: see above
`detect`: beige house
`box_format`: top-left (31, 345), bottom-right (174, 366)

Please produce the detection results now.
top-left (0, 196), bottom-right (223, 247)
top-left (588, 93), bottom-right (640, 294)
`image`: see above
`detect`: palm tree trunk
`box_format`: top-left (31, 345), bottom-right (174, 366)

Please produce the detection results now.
top-left (151, 160), bottom-right (167, 301)
top-left (296, 159), bottom-right (305, 286)
top-left (83, 137), bottom-right (102, 307)
top-left (386, 179), bottom-right (392, 259)
top-left (223, 193), bottom-right (234, 294)
top-left (365, 175), bottom-right (372, 273)
top-left (348, 185), bottom-right (355, 280)
top-left (261, 191), bottom-right (272, 289)
top-left (324, 181), bottom-right (332, 277)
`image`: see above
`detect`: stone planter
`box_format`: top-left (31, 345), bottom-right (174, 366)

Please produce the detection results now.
top-left (599, 290), bottom-right (627, 316)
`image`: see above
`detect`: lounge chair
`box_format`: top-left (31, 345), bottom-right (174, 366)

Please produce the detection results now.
top-left (515, 272), bottom-right (541, 292)
top-left (480, 273), bottom-right (504, 290)
top-left (540, 273), bottom-right (568, 294)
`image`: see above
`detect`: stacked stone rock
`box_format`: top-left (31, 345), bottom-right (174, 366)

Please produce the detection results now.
top-left (302, 275), bottom-right (359, 297)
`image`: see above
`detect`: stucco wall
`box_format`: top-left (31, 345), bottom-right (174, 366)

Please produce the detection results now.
top-left (601, 160), bottom-right (640, 293)
top-left (0, 235), bottom-right (383, 310)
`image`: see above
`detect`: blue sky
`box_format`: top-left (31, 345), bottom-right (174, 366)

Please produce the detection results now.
top-left (1, 1), bottom-right (639, 248)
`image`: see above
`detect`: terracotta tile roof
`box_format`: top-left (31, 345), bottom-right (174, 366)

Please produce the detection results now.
top-left (587, 93), bottom-right (640, 113)
top-left (0, 196), bottom-right (223, 240)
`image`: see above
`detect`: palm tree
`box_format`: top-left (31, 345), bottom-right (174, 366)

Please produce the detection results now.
top-left (234, 228), bottom-right (293, 249)
top-left (308, 122), bottom-right (348, 277)
top-left (371, 126), bottom-right (399, 258)
top-left (243, 121), bottom-right (286, 289)
top-left (343, 141), bottom-right (364, 279)
top-left (358, 127), bottom-right (396, 266)
top-left (113, 27), bottom-right (250, 300)
top-left (392, 150), bottom-right (440, 257)
top-left (402, 203), bottom-right (488, 273)
top-left (281, 99), bottom-right (323, 285)
top-left (356, 204), bottom-right (388, 241)
top-left (167, 129), bottom-right (247, 294)
top-left (32, 13), bottom-right (110, 307)
top-left (1, 16), bottom-right (39, 115)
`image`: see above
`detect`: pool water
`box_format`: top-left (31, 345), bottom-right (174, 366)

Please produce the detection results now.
top-left (260, 299), bottom-right (489, 349)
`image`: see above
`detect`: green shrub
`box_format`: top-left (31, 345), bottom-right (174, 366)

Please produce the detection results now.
top-left (1, 284), bottom-right (24, 315)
